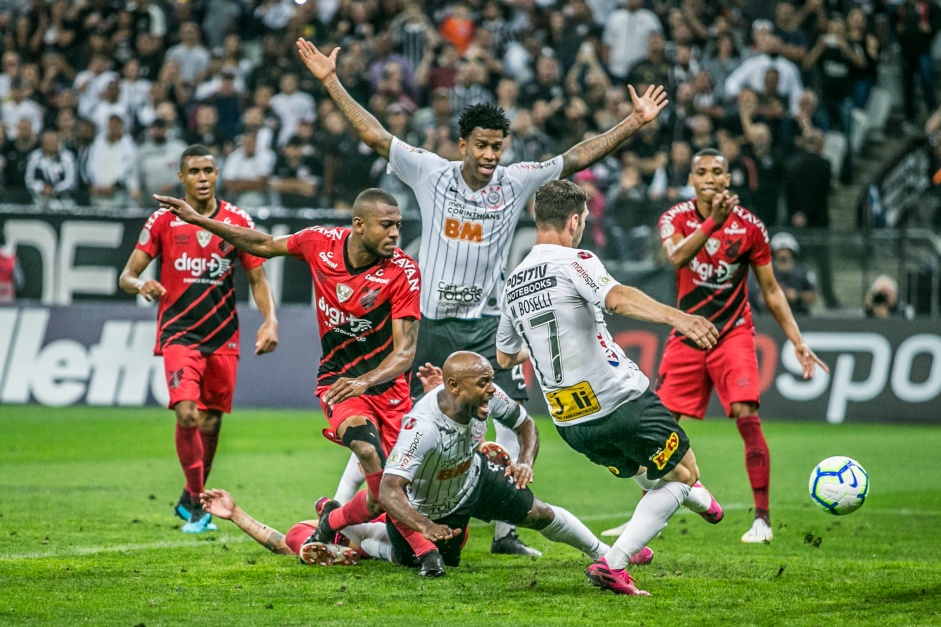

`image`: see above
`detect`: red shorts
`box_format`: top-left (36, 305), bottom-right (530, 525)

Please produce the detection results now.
top-left (656, 325), bottom-right (760, 418)
top-left (315, 378), bottom-right (412, 456)
top-left (162, 344), bottom-right (238, 413)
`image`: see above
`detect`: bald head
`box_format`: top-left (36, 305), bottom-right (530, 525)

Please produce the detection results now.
top-left (442, 351), bottom-right (492, 384)
top-left (352, 188), bottom-right (399, 220)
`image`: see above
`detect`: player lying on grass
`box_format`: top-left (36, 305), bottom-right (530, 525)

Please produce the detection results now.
top-left (374, 351), bottom-right (613, 578)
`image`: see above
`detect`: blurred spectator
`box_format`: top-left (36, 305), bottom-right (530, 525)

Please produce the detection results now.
top-left (241, 106), bottom-right (277, 153)
top-left (200, 68), bottom-right (246, 142)
top-left (270, 73), bottom-right (316, 146)
top-left (649, 140), bottom-right (694, 200)
top-left (743, 122), bottom-right (784, 226)
top-left (135, 119), bottom-right (187, 200)
top-left (627, 32), bottom-right (670, 94)
top-left (0, 51), bottom-right (21, 101)
top-left (119, 59), bottom-right (153, 131)
top-left (725, 21), bottom-right (804, 116)
top-left (602, 0), bottom-right (663, 82)
top-left (605, 163), bottom-right (655, 260)
top-left (894, 0), bottom-right (941, 126)
top-left (718, 133), bottom-right (757, 209)
top-left (495, 78), bottom-right (522, 124)
top-left (624, 119), bottom-right (668, 185)
top-left (186, 104), bottom-right (228, 157)
top-left (502, 109), bottom-right (555, 164)
top-left (368, 32), bottom-right (416, 92)
top-left (687, 113), bottom-right (716, 152)
top-left (865, 275), bottom-right (903, 318)
top-left (270, 136), bottom-right (321, 209)
top-left (769, 232), bottom-right (817, 315)
top-left (203, 0), bottom-right (245, 51)
top-left (86, 115), bottom-right (139, 209)
top-left (320, 111), bottom-right (379, 207)
top-left (450, 58), bottom-right (495, 113)
top-left (2, 79), bottom-right (43, 139)
top-left (416, 41), bottom-right (460, 93)
top-left (71, 118), bottom-right (97, 205)
top-left (574, 169), bottom-right (607, 251)
top-left (89, 79), bottom-right (130, 138)
top-left (521, 55), bottom-right (565, 110)
top-left (222, 131), bottom-right (276, 208)
top-left (701, 32), bottom-right (741, 100)
top-left (771, 0), bottom-right (810, 66)
top-left (26, 129), bottom-right (77, 209)
top-left (2, 118), bottom-right (39, 203)
top-left (136, 33), bottom-right (166, 81)
top-left (390, 3), bottom-right (440, 70)
top-left (73, 54), bottom-right (117, 119)
top-left (439, 3), bottom-right (475, 55)
top-left (411, 87), bottom-right (454, 140)
top-left (846, 7), bottom-right (880, 109)
top-left (165, 21), bottom-right (211, 86)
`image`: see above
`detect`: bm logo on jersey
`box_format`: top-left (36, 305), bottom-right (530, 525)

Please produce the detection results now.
top-left (650, 432), bottom-right (680, 470)
top-left (444, 218), bottom-right (483, 243)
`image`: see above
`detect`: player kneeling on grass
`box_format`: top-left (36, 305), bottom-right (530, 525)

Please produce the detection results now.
top-left (377, 351), bottom-right (609, 577)
top-left (199, 488), bottom-right (395, 566)
top-left (496, 180), bottom-right (725, 596)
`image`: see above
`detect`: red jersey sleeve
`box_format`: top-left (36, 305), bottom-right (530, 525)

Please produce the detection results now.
top-left (135, 209), bottom-right (167, 258)
top-left (748, 213), bottom-right (772, 266)
top-left (286, 228), bottom-right (319, 262)
top-left (390, 254), bottom-right (421, 320)
top-left (658, 207), bottom-right (684, 242)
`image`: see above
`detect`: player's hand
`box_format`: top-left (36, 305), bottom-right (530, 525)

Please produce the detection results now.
top-left (505, 462), bottom-right (534, 490)
top-left (296, 38), bottom-right (339, 81)
top-left (627, 84), bottom-right (668, 124)
top-left (795, 342), bottom-right (829, 379)
top-left (417, 362), bottom-right (443, 392)
top-left (675, 314), bottom-right (719, 349)
top-left (200, 488), bottom-right (236, 520)
top-left (154, 194), bottom-right (200, 223)
top-left (323, 376), bottom-right (370, 405)
top-left (710, 190), bottom-right (738, 225)
top-left (137, 279), bottom-right (166, 302)
top-left (422, 523), bottom-right (462, 542)
top-left (255, 320), bottom-right (278, 355)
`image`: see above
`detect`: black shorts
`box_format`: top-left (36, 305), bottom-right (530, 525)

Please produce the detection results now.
top-left (386, 451), bottom-right (535, 567)
top-left (410, 316), bottom-right (527, 400)
top-left (556, 388), bottom-right (691, 481)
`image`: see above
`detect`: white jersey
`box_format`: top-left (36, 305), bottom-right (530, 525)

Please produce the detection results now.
top-left (387, 136), bottom-right (563, 320)
top-left (496, 245), bottom-right (650, 427)
top-left (384, 383), bottom-right (527, 518)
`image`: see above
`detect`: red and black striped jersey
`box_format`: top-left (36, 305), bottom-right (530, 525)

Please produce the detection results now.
top-left (658, 200), bottom-right (771, 347)
top-left (135, 200), bottom-right (265, 356)
top-left (287, 226), bottom-right (421, 395)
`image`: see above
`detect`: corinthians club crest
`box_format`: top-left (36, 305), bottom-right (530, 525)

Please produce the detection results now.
top-left (336, 283), bottom-right (354, 303)
top-left (196, 230), bottom-right (212, 248)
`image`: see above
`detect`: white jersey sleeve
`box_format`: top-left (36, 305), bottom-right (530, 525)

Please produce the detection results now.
top-left (387, 136), bottom-right (450, 189)
top-left (384, 417), bottom-right (440, 482)
top-left (489, 384), bottom-right (527, 431)
top-left (504, 158), bottom-right (564, 199)
top-left (565, 250), bottom-right (620, 314)
top-left (496, 309), bottom-right (523, 355)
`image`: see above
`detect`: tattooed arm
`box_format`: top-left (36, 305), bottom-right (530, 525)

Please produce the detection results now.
top-left (560, 85), bottom-right (669, 178)
top-left (200, 489), bottom-right (294, 556)
top-left (321, 317), bottom-right (420, 405)
top-left (296, 39), bottom-right (393, 160)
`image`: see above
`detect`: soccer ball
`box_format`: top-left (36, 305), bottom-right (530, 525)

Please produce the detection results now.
top-left (808, 456), bottom-right (869, 515)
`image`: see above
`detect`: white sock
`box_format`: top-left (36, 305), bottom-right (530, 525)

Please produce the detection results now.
top-left (684, 481), bottom-right (712, 514)
top-left (341, 522), bottom-right (392, 562)
top-left (493, 420), bottom-right (522, 541)
top-left (633, 473), bottom-right (657, 491)
top-left (333, 452), bottom-right (365, 504)
top-left (538, 504), bottom-right (609, 559)
top-left (360, 537), bottom-right (394, 562)
top-left (607, 481), bottom-right (690, 569)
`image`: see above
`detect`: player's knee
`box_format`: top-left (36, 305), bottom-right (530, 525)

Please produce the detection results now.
top-left (342, 421), bottom-right (386, 469)
top-left (199, 411), bottom-right (222, 434)
top-left (173, 403), bottom-right (199, 427)
top-left (519, 500), bottom-right (553, 530)
top-left (663, 450), bottom-right (699, 487)
top-left (365, 490), bottom-right (384, 516)
top-left (730, 402), bottom-right (758, 419)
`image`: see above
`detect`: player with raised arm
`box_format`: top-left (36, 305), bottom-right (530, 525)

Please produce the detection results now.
top-left (379, 351), bottom-right (610, 578)
top-left (296, 37), bottom-right (668, 557)
top-left (119, 144), bottom-right (279, 534)
top-left (655, 148), bottom-right (829, 543)
top-left (155, 188), bottom-right (436, 559)
top-left (496, 180), bottom-right (724, 596)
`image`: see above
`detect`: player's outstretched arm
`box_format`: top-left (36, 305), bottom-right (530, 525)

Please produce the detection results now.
top-left (606, 285), bottom-right (719, 349)
top-left (506, 415), bottom-right (539, 489)
top-left (379, 474), bottom-right (462, 542)
top-left (154, 195), bottom-right (292, 259)
top-left (559, 84), bottom-right (668, 178)
top-left (322, 317), bottom-right (419, 405)
top-left (245, 265), bottom-right (279, 355)
top-left (200, 489), bottom-right (294, 556)
top-left (662, 190), bottom-right (739, 268)
top-left (296, 38), bottom-right (393, 160)
top-left (119, 249), bottom-right (166, 301)
top-left (753, 263), bottom-right (829, 379)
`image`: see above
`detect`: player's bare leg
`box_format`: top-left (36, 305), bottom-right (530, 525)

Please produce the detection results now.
top-left (173, 401), bottom-right (217, 533)
top-left (491, 419), bottom-right (542, 557)
top-left (730, 401), bottom-right (772, 543)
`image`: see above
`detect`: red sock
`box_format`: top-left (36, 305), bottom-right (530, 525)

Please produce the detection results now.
top-left (364, 470), bottom-right (383, 500)
top-left (390, 516), bottom-right (438, 559)
top-left (327, 489), bottom-right (373, 531)
top-left (736, 415), bottom-right (770, 517)
top-left (175, 424), bottom-right (204, 499)
top-left (199, 429), bottom-right (220, 483)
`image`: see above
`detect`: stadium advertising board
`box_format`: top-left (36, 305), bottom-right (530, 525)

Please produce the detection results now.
top-left (0, 305), bottom-right (938, 424)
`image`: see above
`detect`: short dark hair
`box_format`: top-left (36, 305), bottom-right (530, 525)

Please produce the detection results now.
top-left (353, 188), bottom-right (399, 218)
top-left (179, 144), bottom-right (214, 171)
top-left (458, 103), bottom-right (510, 139)
top-left (533, 180), bottom-right (588, 231)
top-left (692, 148), bottom-right (726, 162)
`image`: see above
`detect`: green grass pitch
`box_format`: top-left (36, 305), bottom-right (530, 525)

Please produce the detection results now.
top-left (1, 406), bottom-right (939, 626)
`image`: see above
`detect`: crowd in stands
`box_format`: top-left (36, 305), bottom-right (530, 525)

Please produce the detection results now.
top-left (1, 0), bottom-right (939, 262)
